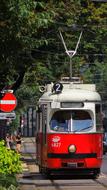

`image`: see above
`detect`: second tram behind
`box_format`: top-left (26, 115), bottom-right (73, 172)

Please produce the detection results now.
top-left (35, 78), bottom-right (103, 178)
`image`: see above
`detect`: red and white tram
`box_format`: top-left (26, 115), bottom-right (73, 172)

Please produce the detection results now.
top-left (35, 78), bottom-right (103, 178)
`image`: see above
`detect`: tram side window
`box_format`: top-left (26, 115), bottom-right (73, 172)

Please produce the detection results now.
top-left (36, 107), bottom-right (42, 133)
top-left (42, 105), bottom-right (47, 144)
top-left (96, 104), bottom-right (103, 132)
top-left (36, 112), bottom-right (40, 134)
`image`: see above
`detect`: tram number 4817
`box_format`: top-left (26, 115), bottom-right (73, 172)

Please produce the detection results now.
top-left (51, 142), bottom-right (61, 148)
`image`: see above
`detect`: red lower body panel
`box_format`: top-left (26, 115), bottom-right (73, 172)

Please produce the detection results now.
top-left (45, 133), bottom-right (103, 171)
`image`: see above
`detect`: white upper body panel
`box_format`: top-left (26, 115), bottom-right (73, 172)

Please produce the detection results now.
top-left (39, 83), bottom-right (101, 103)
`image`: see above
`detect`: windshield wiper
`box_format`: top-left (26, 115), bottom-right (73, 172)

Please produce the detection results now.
top-left (73, 126), bottom-right (92, 132)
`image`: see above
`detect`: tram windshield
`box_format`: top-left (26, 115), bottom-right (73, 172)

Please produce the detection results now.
top-left (50, 110), bottom-right (93, 133)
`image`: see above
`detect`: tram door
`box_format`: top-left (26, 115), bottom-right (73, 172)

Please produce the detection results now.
top-left (36, 108), bottom-right (41, 165)
top-left (36, 105), bottom-right (47, 167)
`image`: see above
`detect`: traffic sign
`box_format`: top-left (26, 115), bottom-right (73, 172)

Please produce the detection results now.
top-left (0, 112), bottom-right (16, 119)
top-left (0, 92), bottom-right (17, 112)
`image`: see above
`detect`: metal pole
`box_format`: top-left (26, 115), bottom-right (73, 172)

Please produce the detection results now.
top-left (32, 107), bottom-right (34, 137)
top-left (70, 57), bottom-right (72, 81)
top-left (27, 108), bottom-right (29, 137)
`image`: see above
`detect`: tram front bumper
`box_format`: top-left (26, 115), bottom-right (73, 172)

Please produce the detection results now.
top-left (47, 152), bottom-right (100, 169)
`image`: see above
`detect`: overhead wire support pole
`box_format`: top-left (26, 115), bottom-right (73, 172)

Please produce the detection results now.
top-left (59, 30), bottom-right (82, 81)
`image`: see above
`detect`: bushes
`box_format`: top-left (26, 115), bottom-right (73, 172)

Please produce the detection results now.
top-left (0, 176), bottom-right (19, 190)
top-left (0, 141), bottom-right (22, 189)
top-left (0, 141), bottom-right (22, 174)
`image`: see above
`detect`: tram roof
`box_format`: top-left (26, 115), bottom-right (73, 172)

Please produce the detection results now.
top-left (39, 83), bottom-right (101, 103)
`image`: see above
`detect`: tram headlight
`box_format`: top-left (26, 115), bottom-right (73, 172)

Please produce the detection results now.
top-left (68, 144), bottom-right (76, 153)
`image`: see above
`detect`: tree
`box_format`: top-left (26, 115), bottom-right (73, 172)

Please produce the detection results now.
top-left (77, 0), bottom-right (107, 100)
top-left (0, 1), bottom-right (82, 91)
top-left (1, 0), bottom-right (107, 107)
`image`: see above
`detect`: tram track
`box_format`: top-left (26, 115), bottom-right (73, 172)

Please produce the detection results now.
top-left (18, 169), bottom-right (107, 190)
top-left (18, 179), bottom-right (107, 190)
top-left (94, 173), bottom-right (107, 189)
top-left (18, 159), bottom-right (107, 189)
top-left (49, 175), bottom-right (107, 189)
top-left (94, 179), bottom-right (107, 189)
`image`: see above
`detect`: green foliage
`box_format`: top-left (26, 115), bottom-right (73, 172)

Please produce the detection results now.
top-left (0, 141), bottom-right (21, 189)
top-left (1, 0), bottom-right (107, 108)
top-left (0, 0), bottom-right (54, 90)
top-left (0, 141), bottom-right (22, 175)
top-left (0, 176), bottom-right (18, 190)
top-left (10, 115), bottom-right (20, 132)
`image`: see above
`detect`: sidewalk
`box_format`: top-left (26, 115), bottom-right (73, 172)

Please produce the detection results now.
top-left (21, 137), bottom-right (36, 160)
top-left (17, 137), bottom-right (39, 190)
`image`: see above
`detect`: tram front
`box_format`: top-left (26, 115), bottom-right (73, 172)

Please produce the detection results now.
top-left (37, 81), bottom-right (103, 178)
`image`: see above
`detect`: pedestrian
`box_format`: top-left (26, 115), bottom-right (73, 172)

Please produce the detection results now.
top-left (16, 133), bottom-right (22, 153)
top-left (5, 133), bottom-right (11, 149)
top-left (10, 135), bottom-right (16, 150)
